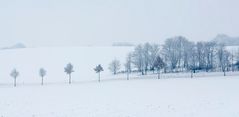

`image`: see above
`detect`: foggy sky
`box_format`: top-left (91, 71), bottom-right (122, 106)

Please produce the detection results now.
top-left (0, 0), bottom-right (239, 47)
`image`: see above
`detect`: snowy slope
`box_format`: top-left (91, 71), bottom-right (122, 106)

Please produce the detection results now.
top-left (0, 46), bottom-right (239, 117)
top-left (0, 46), bottom-right (133, 84)
top-left (0, 76), bottom-right (239, 117)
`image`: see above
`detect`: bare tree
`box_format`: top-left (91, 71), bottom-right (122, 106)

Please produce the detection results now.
top-left (132, 43), bottom-right (160, 75)
top-left (39, 68), bottom-right (47, 85)
top-left (196, 42), bottom-right (206, 70)
top-left (204, 41), bottom-right (217, 72)
top-left (64, 63), bottom-right (74, 84)
top-left (176, 36), bottom-right (189, 72)
top-left (132, 44), bottom-right (145, 75)
top-left (230, 49), bottom-right (235, 72)
top-left (10, 69), bottom-right (19, 87)
top-left (188, 42), bottom-right (197, 78)
top-left (153, 56), bottom-right (165, 79)
top-left (125, 53), bottom-right (132, 80)
top-left (217, 44), bottom-right (230, 76)
top-left (149, 44), bottom-right (160, 73)
top-left (142, 43), bottom-right (151, 75)
top-left (222, 51), bottom-right (230, 76)
top-left (162, 37), bottom-right (186, 72)
top-left (94, 64), bottom-right (104, 82)
top-left (108, 59), bottom-right (121, 75)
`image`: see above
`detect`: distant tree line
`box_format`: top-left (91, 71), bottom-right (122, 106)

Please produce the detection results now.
top-left (109, 36), bottom-right (239, 79)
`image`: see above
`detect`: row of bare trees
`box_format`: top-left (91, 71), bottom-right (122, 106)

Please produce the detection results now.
top-left (160, 37), bottom-right (239, 75)
top-left (109, 36), bottom-right (239, 79)
top-left (10, 63), bottom-right (104, 87)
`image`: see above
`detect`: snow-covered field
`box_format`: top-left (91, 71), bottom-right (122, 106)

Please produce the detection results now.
top-left (0, 76), bottom-right (239, 117)
top-left (1, 46), bottom-right (239, 117)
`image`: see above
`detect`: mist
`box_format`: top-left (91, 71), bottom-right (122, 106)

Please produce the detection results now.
top-left (0, 0), bottom-right (239, 47)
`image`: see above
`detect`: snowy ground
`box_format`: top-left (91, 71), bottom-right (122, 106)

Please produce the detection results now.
top-left (0, 75), bottom-right (239, 117)
top-left (1, 47), bottom-right (239, 117)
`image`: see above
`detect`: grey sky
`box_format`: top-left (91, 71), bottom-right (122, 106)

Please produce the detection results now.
top-left (0, 0), bottom-right (239, 47)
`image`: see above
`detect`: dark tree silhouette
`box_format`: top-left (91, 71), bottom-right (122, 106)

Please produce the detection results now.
top-left (39, 68), bottom-right (47, 85)
top-left (10, 69), bottom-right (19, 87)
top-left (94, 64), bottom-right (104, 82)
top-left (153, 56), bottom-right (165, 79)
top-left (64, 63), bottom-right (74, 84)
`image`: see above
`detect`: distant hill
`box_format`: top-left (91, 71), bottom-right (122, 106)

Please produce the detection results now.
top-left (1, 43), bottom-right (26, 50)
top-left (112, 42), bottom-right (134, 47)
top-left (213, 34), bottom-right (239, 46)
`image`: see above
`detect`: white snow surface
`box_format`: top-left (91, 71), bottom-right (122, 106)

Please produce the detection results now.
top-left (0, 46), bottom-right (239, 117)
top-left (0, 76), bottom-right (239, 117)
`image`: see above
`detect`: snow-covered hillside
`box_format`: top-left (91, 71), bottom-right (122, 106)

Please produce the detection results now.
top-left (0, 46), bottom-right (239, 117)
top-left (0, 46), bottom-right (133, 85)
top-left (0, 76), bottom-right (239, 117)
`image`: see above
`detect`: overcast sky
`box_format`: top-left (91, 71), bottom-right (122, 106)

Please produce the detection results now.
top-left (0, 0), bottom-right (239, 47)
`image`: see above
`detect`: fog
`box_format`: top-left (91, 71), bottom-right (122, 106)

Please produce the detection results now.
top-left (0, 0), bottom-right (239, 47)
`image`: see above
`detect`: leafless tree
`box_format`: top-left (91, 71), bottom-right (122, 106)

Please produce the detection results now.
top-left (188, 42), bottom-right (197, 78)
top-left (204, 41), bottom-right (217, 72)
top-left (162, 36), bottom-right (189, 72)
top-left (10, 69), bottom-right (19, 87)
top-left (64, 63), bottom-right (74, 84)
top-left (132, 44), bottom-right (145, 75)
top-left (196, 42), bottom-right (206, 70)
top-left (125, 53), bottom-right (132, 80)
top-left (217, 44), bottom-right (230, 76)
top-left (162, 38), bottom-right (178, 72)
top-left (94, 64), bottom-right (104, 82)
top-left (39, 68), bottom-right (47, 85)
top-left (149, 44), bottom-right (160, 73)
top-left (153, 56), bottom-right (165, 79)
top-left (142, 43), bottom-right (151, 75)
top-left (109, 59), bottom-right (121, 75)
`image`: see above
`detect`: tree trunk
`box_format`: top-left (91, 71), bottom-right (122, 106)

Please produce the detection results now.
top-left (69, 74), bottom-right (71, 84)
top-left (145, 68), bottom-right (147, 75)
top-left (127, 71), bottom-right (129, 80)
top-left (14, 78), bottom-right (16, 87)
top-left (98, 72), bottom-right (101, 82)
top-left (141, 69), bottom-right (144, 75)
top-left (191, 70), bottom-right (193, 78)
top-left (224, 70), bottom-right (226, 76)
top-left (157, 69), bottom-right (160, 79)
top-left (41, 77), bottom-right (44, 85)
